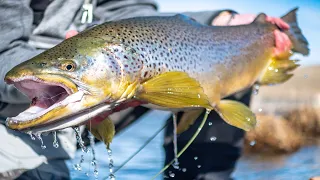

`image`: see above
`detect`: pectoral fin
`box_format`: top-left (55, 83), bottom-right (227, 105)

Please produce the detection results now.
top-left (215, 100), bottom-right (256, 131)
top-left (177, 109), bottom-right (204, 134)
top-left (136, 71), bottom-right (212, 109)
top-left (259, 58), bottom-right (299, 85)
top-left (87, 118), bottom-right (115, 145)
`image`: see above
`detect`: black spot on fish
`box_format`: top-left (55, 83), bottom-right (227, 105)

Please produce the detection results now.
top-left (143, 71), bottom-right (148, 77)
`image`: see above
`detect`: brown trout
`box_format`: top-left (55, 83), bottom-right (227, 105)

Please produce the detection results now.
top-left (4, 8), bottom-right (309, 137)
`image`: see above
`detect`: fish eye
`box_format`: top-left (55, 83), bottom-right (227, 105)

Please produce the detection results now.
top-left (59, 60), bottom-right (77, 71)
top-left (66, 64), bottom-right (73, 70)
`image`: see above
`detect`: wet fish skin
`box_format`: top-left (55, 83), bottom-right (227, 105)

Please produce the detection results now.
top-left (4, 9), bottom-right (308, 132)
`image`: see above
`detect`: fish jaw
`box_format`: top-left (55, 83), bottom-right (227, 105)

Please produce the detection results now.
top-left (23, 99), bottom-right (128, 134)
top-left (6, 91), bottom-right (85, 130)
top-left (4, 54), bottom-right (140, 131)
top-left (4, 72), bottom-right (140, 131)
top-left (4, 73), bottom-right (85, 130)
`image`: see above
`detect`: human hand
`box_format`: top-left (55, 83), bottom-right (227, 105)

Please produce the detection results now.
top-left (212, 12), bottom-right (292, 58)
top-left (65, 30), bottom-right (79, 39)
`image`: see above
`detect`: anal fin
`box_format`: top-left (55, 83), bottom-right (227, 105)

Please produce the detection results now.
top-left (215, 100), bottom-right (256, 131)
top-left (136, 71), bottom-right (212, 110)
top-left (259, 57), bottom-right (299, 85)
top-left (87, 118), bottom-right (115, 146)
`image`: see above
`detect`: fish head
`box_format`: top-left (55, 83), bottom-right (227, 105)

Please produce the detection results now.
top-left (4, 34), bottom-right (132, 132)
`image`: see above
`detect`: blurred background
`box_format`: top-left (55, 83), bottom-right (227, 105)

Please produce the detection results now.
top-left (66, 0), bottom-right (320, 179)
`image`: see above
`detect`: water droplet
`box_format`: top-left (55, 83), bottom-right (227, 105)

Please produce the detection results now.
top-left (94, 169), bottom-right (99, 177)
top-left (169, 172), bottom-right (175, 177)
top-left (107, 147), bottom-right (115, 179)
top-left (73, 126), bottom-right (88, 153)
top-left (172, 113), bottom-right (179, 169)
top-left (35, 133), bottom-right (46, 149)
top-left (253, 84), bottom-right (260, 95)
top-left (258, 108), bottom-right (262, 112)
top-left (74, 155), bottom-right (85, 171)
top-left (304, 74), bottom-right (308, 78)
top-left (250, 141), bottom-right (256, 146)
top-left (109, 174), bottom-right (116, 180)
top-left (88, 132), bottom-right (99, 178)
top-left (91, 159), bottom-right (97, 166)
top-left (52, 131), bottom-right (59, 148)
top-left (208, 122), bottom-right (212, 126)
top-left (275, 69), bottom-right (279, 72)
top-left (172, 162), bottom-right (180, 169)
top-left (85, 172), bottom-right (89, 176)
top-left (194, 156), bottom-right (198, 160)
top-left (73, 164), bottom-right (81, 171)
top-left (246, 117), bottom-right (251, 122)
top-left (107, 148), bottom-right (112, 155)
top-left (182, 168), bottom-right (187, 172)
top-left (210, 136), bottom-right (217, 141)
top-left (27, 131), bottom-right (35, 140)
top-left (79, 155), bottom-right (84, 163)
top-left (197, 165), bottom-right (201, 168)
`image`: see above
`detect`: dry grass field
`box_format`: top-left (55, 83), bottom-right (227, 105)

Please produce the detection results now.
top-left (244, 65), bottom-right (320, 154)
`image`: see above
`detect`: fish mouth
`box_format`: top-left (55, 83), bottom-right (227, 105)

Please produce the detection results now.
top-left (23, 99), bottom-right (123, 134)
top-left (5, 74), bottom-right (82, 130)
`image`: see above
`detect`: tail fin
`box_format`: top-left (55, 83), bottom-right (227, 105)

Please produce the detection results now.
top-left (281, 8), bottom-right (310, 56)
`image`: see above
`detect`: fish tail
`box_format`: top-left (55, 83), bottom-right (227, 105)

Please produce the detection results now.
top-left (281, 8), bottom-right (309, 56)
top-left (258, 8), bottom-right (309, 85)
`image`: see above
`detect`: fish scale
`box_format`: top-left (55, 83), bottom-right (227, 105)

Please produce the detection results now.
top-left (5, 9), bottom-right (309, 138)
top-left (78, 14), bottom-right (274, 99)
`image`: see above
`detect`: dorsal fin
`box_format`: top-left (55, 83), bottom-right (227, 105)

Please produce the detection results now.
top-left (252, 13), bottom-right (268, 24)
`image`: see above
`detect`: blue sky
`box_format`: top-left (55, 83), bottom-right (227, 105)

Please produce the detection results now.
top-left (157, 0), bottom-right (320, 66)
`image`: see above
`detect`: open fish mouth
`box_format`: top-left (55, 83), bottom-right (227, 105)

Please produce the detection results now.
top-left (5, 75), bottom-right (84, 131)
